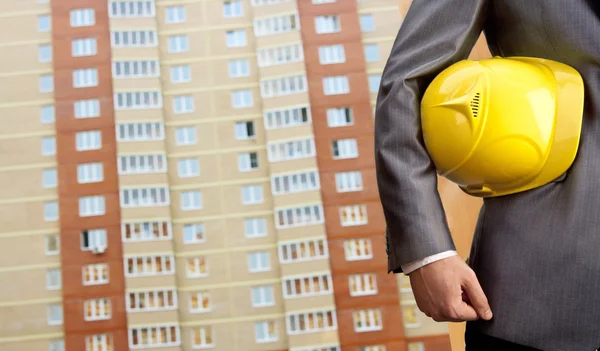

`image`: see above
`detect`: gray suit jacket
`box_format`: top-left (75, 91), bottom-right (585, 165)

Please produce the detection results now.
top-left (375, 1), bottom-right (600, 350)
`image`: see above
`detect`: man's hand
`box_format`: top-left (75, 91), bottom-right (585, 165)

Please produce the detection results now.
top-left (409, 255), bottom-right (493, 322)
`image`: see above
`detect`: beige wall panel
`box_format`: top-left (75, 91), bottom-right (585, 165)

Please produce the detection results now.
top-left (122, 240), bottom-right (176, 256)
top-left (201, 1), bottom-right (253, 27)
top-left (0, 74), bottom-right (52, 104)
top-left (0, 15), bottom-right (50, 43)
top-left (219, 150), bottom-right (270, 182)
top-left (234, 318), bottom-right (289, 351)
top-left (288, 330), bottom-right (339, 350)
top-left (0, 201), bottom-right (58, 233)
top-left (0, 0), bottom-right (49, 13)
top-left (358, 0), bottom-right (402, 11)
top-left (109, 18), bottom-right (157, 30)
top-left (212, 87), bottom-right (262, 117)
top-left (0, 339), bottom-right (61, 351)
top-left (116, 141), bottom-right (166, 155)
top-left (164, 124), bottom-right (217, 153)
top-left (120, 206), bottom-right (172, 221)
top-left (207, 27), bottom-right (255, 57)
top-left (177, 287), bottom-right (232, 321)
top-left (223, 217), bottom-right (277, 249)
top-left (215, 118), bottom-right (265, 149)
top-left (117, 173), bottom-right (169, 187)
top-left (266, 124), bottom-right (314, 141)
top-left (275, 224), bottom-right (327, 243)
top-left (259, 60), bottom-right (305, 80)
top-left (360, 12), bottom-right (403, 40)
top-left (271, 190), bottom-right (322, 209)
top-left (255, 31), bottom-right (302, 50)
top-left (124, 275), bottom-right (177, 290)
top-left (114, 109), bottom-right (165, 122)
top-left (0, 105), bottom-right (55, 135)
top-left (159, 32), bottom-right (210, 62)
top-left (172, 219), bottom-right (227, 251)
top-left (229, 247), bottom-right (281, 283)
top-left (167, 154), bottom-right (219, 185)
top-left (268, 157), bottom-right (319, 175)
top-left (279, 257), bottom-right (331, 278)
top-left (250, 0), bottom-right (298, 18)
top-left (0, 44), bottom-right (52, 73)
top-left (0, 269), bottom-right (61, 302)
top-left (220, 182), bottom-right (273, 214)
top-left (112, 77), bottom-right (162, 91)
top-left (364, 40), bottom-right (394, 69)
top-left (260, 92), bottom-right (309, 111)
top-left (0, 235), bottom-right (60, 267)
top-left (0, 303), bottom-right (63, 338)
top-left (204, 57), bottom-right (260, 88)
top-left (111, 47), bottom-right (160, 60)
top-left (0, 169), bottom-right (56, 199)
top-left (126, 310), bottom-right (180, 326)
top-left (283, 293), bottom-right (336, 313)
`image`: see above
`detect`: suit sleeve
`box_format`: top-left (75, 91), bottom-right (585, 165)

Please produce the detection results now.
top-left (374, 0), bottom-right (488, 274)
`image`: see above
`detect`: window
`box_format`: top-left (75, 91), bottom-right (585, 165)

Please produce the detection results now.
top-left (118, 154), bottom-right (167, 174)
top-left (242, 185), bottom-right (263, 205)
top-left (251, 0), bottom-right (290, 6)
top-left (76, 130), bottom-right (102, 151)
top-left (70, 9), bottom-right (95, 27)
top-left (275, 204), bottom-right (323, 229)
top-left (191, 327), bottom-right (213, 348)
top-left (231, 89), bottom-right (253, 108)
top-left (224, 0), bottom-right (243, 17)
top-left (283, 273), bottom-right (332, 298)
top-left (354, 309), bottom-right (382, 332)
top-left (255, 321), bottom-right (277, 343)
top-left (40, 105), bottom-right (55, 124)
top-left (279, 238), bottom-right (328, 263)
top-left (248, 251), bottom-right (270, 272)
top-left (264, 106), bottom-right (310, 130)
top-left (312, 0), bottom-right (335, 3)
top-left (407, 342), bottom-right (424, 351)
top-left (296, 347), bottom-right (340, 351)
top-left (168, 35), bottom-right (189, 53)
top-left (335, 171), bottom-right (363, 192)
top-left (323, 76), bottom-right (349, 95)
top-left (364, 44), bottom-right (380, 62)
top-left (44, 201), bottom-right (58, 221)
top-left (84, 298), bottom-right (111, 321)
top-left (47, 304), bottom-right (63, 325)
top-left (39, 44), bottom-right (52, 62)
top-left (129, 325), bottom-right (180, 348)
top-left (49, 339), bottom-right (64, 351)
top-left (190, 291), bottom-right (211, 313)
top-left (260, 75), bottom-right (307, 98)
top-left (73, 68), bottom-right (98, 88)
top-left (117, 122), bottom-right (164, 141)
top-left (175, 127), bottom-right (196, 145)
top-left (226, 30), bottom-right (247, 47)
top-left (344, 239), bottom-right (372, 260)
top-left (267, 138), bottom-right (315, 162)
top-left (327, 107), bottom-right (352, 127)
top-left (244, 218), bottom-right (266, 238)
top-left (38, 15), bottom-right (51, 32)
top-left (340, 205), bottom-right (368, 226)
top-left (78, 163), bottom-right (103, 183)
top-left (127, 289), bottom-right (177, 312)
top-left (319, 45), bottom-right (345, 64)
top-left (120, 187), bottom-right (170, 207)
top-left (257, 44), bottom-right (303, 67)
top-left (81, 229), bottom-right (107, 251)
top-left (235, 121), bottom-right (255, 140)
top-left (109, 0), bottom-right (155, 18)
top-left (272, 170), bottom-right (319, 195)
top-left (251, 285), bottom-right (274, 307)
top-left (178, 158), bottom-right (200, 177)
top-left (39, 74), bottom-right (53, 93)
top-left (315, 15), bottom-right (340, 34)
top-left (228, 59), bottom-right (250, 78)
top-left (86, 334), bottom-right (113, 351)
top-left (114, 91), bottom-right (162, 109)
top-left (360, 14), bottom-right (375, 32)
top-left (403, 305), bottom-right (420, 327)
top-left (183, 223), bottom-right (205, 244)
top-left (332, 138), bottom-right (358, 159)
top-left (170, 65), bottom-right (191, 83)
top-left (111, 30), bottom-right (158, 47)
top-left (43, 168), bottom-right (57, 188)
top-left (349, 273), bottom-right (377, 296)
top-left (122, 221), bottom-right (172, 242)
top-left (181, 191), bottom-right (203, 210)
top-left (186, 257), bottom-right (208, 278)
top-left (83, 264), bottom-right (109, 286)
top-left (45, 234), bottom-right (59, 255)
top-left (400, 275), bottom-right (412, 292)
top-left (238, 152), bottom-right (259, 171)
top-left (125, 255), bottom-right (175, 277)
top-left (113, 60), bottom-right (160, 78)
top-left (75, 99), bottom-right (100, 118)
top-left (72, 38), bottom-right (97, 57)
top-left (165, 6), bottom-right (186, 23)
top-left (369, 74), bottom-right (381, 93)
top-left (287, 309), bottom-right (337, 334)
top-left (173, 95), bottom-right (194, 114)
top-left (254, 14), bottom-right (299, 37)
top-left (46, 268), bottom-right (61, 290)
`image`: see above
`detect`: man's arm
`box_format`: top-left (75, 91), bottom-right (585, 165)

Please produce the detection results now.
top-left (375, 0), bottom-right (489, 274)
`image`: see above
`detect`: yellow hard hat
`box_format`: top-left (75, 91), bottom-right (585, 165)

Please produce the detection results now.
top-left (421, 56), bottom-right (584, 197)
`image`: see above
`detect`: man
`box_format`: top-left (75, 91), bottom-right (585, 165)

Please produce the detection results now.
top-left (374, 1), bottom-right (600, 350)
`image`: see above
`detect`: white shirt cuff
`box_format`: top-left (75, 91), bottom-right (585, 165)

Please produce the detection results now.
top-left (401, 250), bottom-right (458, 275)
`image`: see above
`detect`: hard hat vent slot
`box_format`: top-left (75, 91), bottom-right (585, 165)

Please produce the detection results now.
top-left (470, 92), bottom-right (480, 118)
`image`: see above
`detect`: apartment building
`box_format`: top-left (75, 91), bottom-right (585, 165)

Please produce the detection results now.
top-left (0, 0), bottom-right (489, 350)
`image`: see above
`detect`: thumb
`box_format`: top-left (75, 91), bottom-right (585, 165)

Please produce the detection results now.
top-left (462, 272), bottom-right (493, 320)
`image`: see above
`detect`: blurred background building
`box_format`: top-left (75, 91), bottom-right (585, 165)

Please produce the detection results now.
top-left (0, 0), bottom-right (490, 350)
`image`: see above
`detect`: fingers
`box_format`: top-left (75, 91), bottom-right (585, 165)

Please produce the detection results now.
top-left (462, 271), bottom-right (493, 320)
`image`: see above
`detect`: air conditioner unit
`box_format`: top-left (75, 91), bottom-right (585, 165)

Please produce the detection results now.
top-left (92, 245), bottom-right (106, 254)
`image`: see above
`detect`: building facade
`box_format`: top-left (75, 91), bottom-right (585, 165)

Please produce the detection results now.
top-left (0, 0), bottom-right (489, 350)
